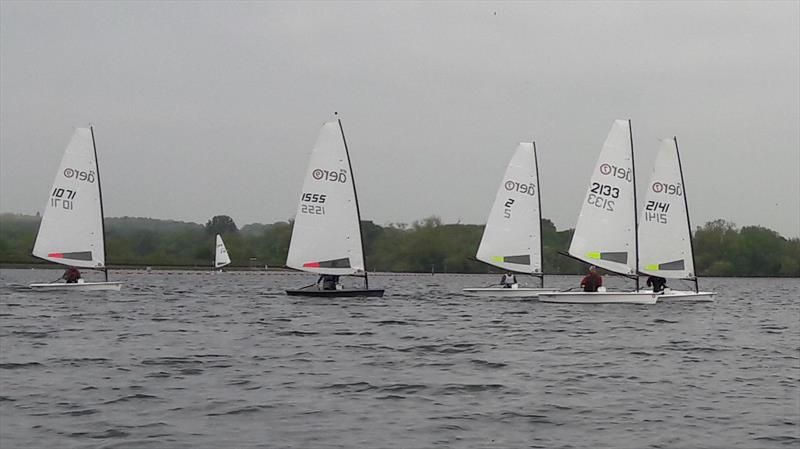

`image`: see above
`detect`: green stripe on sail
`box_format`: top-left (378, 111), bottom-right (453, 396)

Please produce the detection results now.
top-left (491, 255), bottom-right (531, 265)
top-left (586, 251), bottom-right (628, 264)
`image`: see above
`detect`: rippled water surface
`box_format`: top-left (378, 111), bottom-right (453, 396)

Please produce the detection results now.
top-left (1, 269), bottom-right (798, 448)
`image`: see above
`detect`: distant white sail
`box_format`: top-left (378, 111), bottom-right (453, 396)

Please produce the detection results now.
top-left (568, 120), bottom-right (637, 275)
top-left (476, 142), bottom-right (542, 274)
top-left (286, 120), bottom-right (365, 275)
top-left (638, 138), bottom-right (695, 279)
top-left (214, 234), bottom-right (231, 268)
top-left (32, 128), bottom-right (106, 269)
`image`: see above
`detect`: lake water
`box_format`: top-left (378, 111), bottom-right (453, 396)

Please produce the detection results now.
top-left (1, 269), bottom-right (798, 448)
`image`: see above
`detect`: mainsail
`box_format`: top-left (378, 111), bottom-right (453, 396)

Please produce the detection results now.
top-left (476, 142), bottom-right (542, 274)
top-left (568, 119), bottom-right (637, 275)
top-left (638, 137), bottom-right (695, 279)
top-left (285, 120), bottom-right (365, 275)
top-left (32, 127), bottom-right (106, 269)
top-left (214, 234), bottom-right (231, 268)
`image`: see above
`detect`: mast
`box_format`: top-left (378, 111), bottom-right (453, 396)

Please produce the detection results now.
top-left (533, 141), bottom-right (544, 288)
top-left (629, 119), bottom-right (639, 291)
top-left (674, 136), bottom-right (699, 293)
top-left (90, 126), bottom-right (109, 282)
top-left (337, 117), bottom-right (369, 289)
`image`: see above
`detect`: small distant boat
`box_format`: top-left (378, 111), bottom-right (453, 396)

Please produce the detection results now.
top-left (285, 118), bottom-right (384, 297)
top-left (539, 120), bottom-right (657, 304)
top-left (214, 234), bottom-right (231, 270)
top-left (29, 127), bottom-right (122, 291)
top-left (637, 137), bottom-right (715, 301)
top-left (463, 142), bottom-right (556, 298)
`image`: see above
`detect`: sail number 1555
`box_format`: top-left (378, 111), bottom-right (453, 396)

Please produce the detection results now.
top-left (301, 193), bottom-right (327, 203)
top-left (301, 192), bottom-right (326, 215)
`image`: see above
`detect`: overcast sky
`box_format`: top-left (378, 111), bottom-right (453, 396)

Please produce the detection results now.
top-left (1, 1), bottom-right (798, 238)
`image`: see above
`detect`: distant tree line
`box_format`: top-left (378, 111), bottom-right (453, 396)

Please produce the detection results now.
top-left (0, 213), bottom-right (797, 277)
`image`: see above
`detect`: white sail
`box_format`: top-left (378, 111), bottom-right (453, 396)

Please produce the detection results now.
top-left (476, 142), bottom-right (542, 274)
top-left (214, 234), bottom-right (231, 268)
top-left (638, 138), bottom-right (695, 279)
top-left (32, 128), bottom-right (106, 269)
top-left (286, 120), bottom-right (365, 275)
top-left (568, 119), bottom-right (637, 275)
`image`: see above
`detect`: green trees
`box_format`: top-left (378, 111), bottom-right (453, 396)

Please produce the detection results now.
top-left (205, 215), bottom-right (238, 235)
top-left (694, 220), bottom-right (800, 277)
top-left (1, 212), bottom-right (797, 276)
top-left (0, 214), bottom-right (39, 263)
top-left (366, 217), bottom-right (485, 273)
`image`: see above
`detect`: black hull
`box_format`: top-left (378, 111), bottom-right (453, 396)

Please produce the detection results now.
top-left (285, 288), bottom-right (385, 298)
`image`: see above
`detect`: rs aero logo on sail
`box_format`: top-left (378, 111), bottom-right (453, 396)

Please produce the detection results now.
top-left (504, 180), bottom-right (535, 196)
top-left (599, 163), bottom-right (632, 182)
top-left (63, 168), bottom-right (96, 183)
top-left (312, 168), bottom-right (348, 183)
top-left (652, 181), bottom-right (683, 196)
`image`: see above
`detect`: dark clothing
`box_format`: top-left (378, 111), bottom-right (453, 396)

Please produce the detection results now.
top-left (317, 275), bottom-right (340, 291)
top-left (647, 276), bottom-right (667, 293)
top-left (63, 267), bottom-right (81, 284)
top-left (500, 274), bottom-right (517, 288)
top-left (580, 272), bottom-right (603, 292)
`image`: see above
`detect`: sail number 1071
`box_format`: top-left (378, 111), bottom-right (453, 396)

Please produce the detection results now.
top-left (50, 187), bottom-right (76, 210)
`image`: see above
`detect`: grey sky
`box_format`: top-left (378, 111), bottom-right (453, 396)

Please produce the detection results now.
top-left (1, 1), bottom-right (798, 238)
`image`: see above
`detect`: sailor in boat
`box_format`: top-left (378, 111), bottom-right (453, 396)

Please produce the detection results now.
top-left (580, 266), bottom-right (603, 292)
top-left (62, 266), bottom-right (81, 284)
top-left (317, 274), bottom-right (340, 291)
top-left (500, 272), bottom-right (517, 288)
top-left (646, 275), bottom-right (667, 293)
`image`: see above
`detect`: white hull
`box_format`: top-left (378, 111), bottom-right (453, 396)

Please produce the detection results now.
top-left (29, 281), bottom-right (122, 291)
top-left (653, 290), bottom-right (716, 302)
top-left (539, 291), bottom-right (659, 304)
top-left (462, 287), bottom-right (555, 298)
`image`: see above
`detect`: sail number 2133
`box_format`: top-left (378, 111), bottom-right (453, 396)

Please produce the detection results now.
top-left (586, 182), bottom-right (618, 212)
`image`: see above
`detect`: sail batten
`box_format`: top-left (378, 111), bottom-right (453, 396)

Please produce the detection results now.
top-left (32, 128), bottom-right (105, 269)
top-left (286, 121), bottom-right (365, 275)
top-left (476, 143), bottom-right (542, 274)
top-left (568, 120), bottom-right (637, 275)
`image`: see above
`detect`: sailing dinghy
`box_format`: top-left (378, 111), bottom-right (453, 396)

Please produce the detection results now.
top-left (463, 142), bottom-right (556, 297)
top-left (539, 120), bottom-right (657, 304)
top-left (214, 234), bottom-right (231, 270)
top-left (29, 127), bottom-right (121, 291)
top-left (638, 137), bottom-right (715, 301)
top-left (285, 119), bottom-right (384, 297)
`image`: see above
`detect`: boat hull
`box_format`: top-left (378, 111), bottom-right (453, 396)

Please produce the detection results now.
top-left (462, 287), bottom-right (555, 298)
top-left (286, 288), bottom-right (385, 298)
top-left (654, 290), bottom-right (716, 302)
top-left (539, 291), bottom-right (659, 304)
top-left (29, 282), bottom-right (122, 291)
